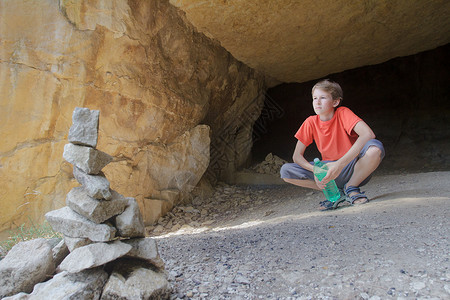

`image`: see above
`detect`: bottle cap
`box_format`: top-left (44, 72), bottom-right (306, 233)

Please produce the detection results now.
top-left (314, 158), bottom-right (320, 163)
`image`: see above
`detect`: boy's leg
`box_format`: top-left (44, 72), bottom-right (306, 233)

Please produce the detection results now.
top-left (282, 163), bottom-right (342, 211)
top-left (280, 163), bottom-right (320, 190)
top-left (346, 146), bottom-right (383, 188)
top-left (283, 178), bottom-right (320, 190)
top-left (281, 139), bottom-right (384, 205)
top-left (344, 140), bottom-right (385, 203)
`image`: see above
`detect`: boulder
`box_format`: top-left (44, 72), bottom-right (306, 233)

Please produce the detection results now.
top-left (73, 167), bottom-right (112, 200)
top-left (114, 197), bottom-right (145, 238)
top-left (101, 259), bottom-right (170, 300)
top-left (0, 239), bottom-right (55, 298)
top-left (68, 107), bottom-right (99, 148)
top-left (136, 125), bottom-right (212, 224)
top-left (124, 238), bottom-right (165, 269)
top-left (63, 143), bottom-right (112, 175)
top-left (66, 187), bottom-right (128, 224)
top-left (45, 207), bottom-right (116, 242)
top-left (59, 241), bottom-right (132, 273)
top-left (3, 268), bottom-right (108, 300)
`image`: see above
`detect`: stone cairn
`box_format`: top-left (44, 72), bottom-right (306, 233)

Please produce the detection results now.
top-left (0, 107), bottom-right (170, 299)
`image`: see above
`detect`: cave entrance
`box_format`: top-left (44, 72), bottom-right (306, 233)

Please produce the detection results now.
top-left (250, 43), bottom-right (450, 175)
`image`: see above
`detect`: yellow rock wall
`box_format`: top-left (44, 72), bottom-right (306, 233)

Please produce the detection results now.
top-left (0, 0), bottom-right (265, 230)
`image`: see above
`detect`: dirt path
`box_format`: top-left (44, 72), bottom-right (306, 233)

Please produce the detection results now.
top-left (151, 171), bottom-right (450, 299)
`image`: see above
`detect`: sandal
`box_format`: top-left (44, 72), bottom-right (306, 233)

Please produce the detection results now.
top-left (318, 197), bottom-right (345, 211)
top-left (344, 185), bottom-right (369, 205)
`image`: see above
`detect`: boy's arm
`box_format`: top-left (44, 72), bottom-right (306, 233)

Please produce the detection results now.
top-left (293, 140), bottom-right (314, 172)
top-left (322, 120), bottom-right (375, 182)
top-left (293, 140), bottom-right (325, 189)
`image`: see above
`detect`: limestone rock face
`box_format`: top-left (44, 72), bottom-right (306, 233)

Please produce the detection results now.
top-left (0, 0), bottom-right (265, 230)
top-left (103, 124), bottom-right (212, 225)
top-left (170, 0), bottom-right (450, 83)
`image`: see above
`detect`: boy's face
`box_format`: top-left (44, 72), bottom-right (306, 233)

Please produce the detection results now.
top-left (312, 88), bottom-right (340, 117)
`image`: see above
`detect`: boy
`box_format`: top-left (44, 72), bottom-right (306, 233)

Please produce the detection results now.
top-left (280, 79), bottom-right (385, 210)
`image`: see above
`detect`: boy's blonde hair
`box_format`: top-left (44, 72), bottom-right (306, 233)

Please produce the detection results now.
top-left (312, 79), bottom-right (343, 102)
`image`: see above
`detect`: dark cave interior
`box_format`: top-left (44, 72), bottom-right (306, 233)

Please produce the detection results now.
top-left (251, 43), bottom-right (450, 174)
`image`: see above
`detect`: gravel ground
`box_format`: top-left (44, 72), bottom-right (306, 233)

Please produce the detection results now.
top-left (149, 171), bottom-right (450, 299)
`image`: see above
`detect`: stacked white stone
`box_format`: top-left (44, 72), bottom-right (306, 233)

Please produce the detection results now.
top-left (46, 107), bottom-right (136, 242)
top-left (0, 108), bottom-right (171, 299)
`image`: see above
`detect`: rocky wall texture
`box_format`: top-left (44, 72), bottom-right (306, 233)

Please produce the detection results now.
top-left (170, 0), bottom-right (450, 83)
top-left (0, 0), bottom-right (265, 230)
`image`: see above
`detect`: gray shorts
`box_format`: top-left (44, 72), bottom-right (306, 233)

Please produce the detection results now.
top-left (280, 139), bottom-right (385, 189)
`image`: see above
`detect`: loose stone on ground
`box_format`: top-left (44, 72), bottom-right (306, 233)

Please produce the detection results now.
top-left (3, 268), bottom-right (109, 300)
top-left (0, 239), bottom-right (55, 298)
top-left (149, 172), bottom-right (450, 299)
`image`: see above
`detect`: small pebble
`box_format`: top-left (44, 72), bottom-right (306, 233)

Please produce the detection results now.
top-left (412, 281), bottom-right (426, 290)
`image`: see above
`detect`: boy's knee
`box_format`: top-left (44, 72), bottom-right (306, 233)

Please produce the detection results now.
top-left (280, 163), bottom-right (291, 178)
top-left (366, 145), bottom-right (383, 160)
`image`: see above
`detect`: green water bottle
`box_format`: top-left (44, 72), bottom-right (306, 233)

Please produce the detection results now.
top-left (313, 158), bottom-right (341, 202)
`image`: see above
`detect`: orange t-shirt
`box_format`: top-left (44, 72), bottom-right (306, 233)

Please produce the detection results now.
top-left (294, 107), bottom-right (362, 161)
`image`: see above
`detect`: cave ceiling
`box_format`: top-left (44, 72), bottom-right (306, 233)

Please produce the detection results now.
top-left (170, 0), bottom-right (450, 84)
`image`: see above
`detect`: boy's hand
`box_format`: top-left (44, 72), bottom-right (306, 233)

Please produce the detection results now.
top-left (314, 175), bottom-right (327, 190)
top-left (321, 162), bottom-right (343, 184)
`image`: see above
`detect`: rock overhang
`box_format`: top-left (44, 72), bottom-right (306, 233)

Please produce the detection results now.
top-left (170, 0), bottom-right (450, 83)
